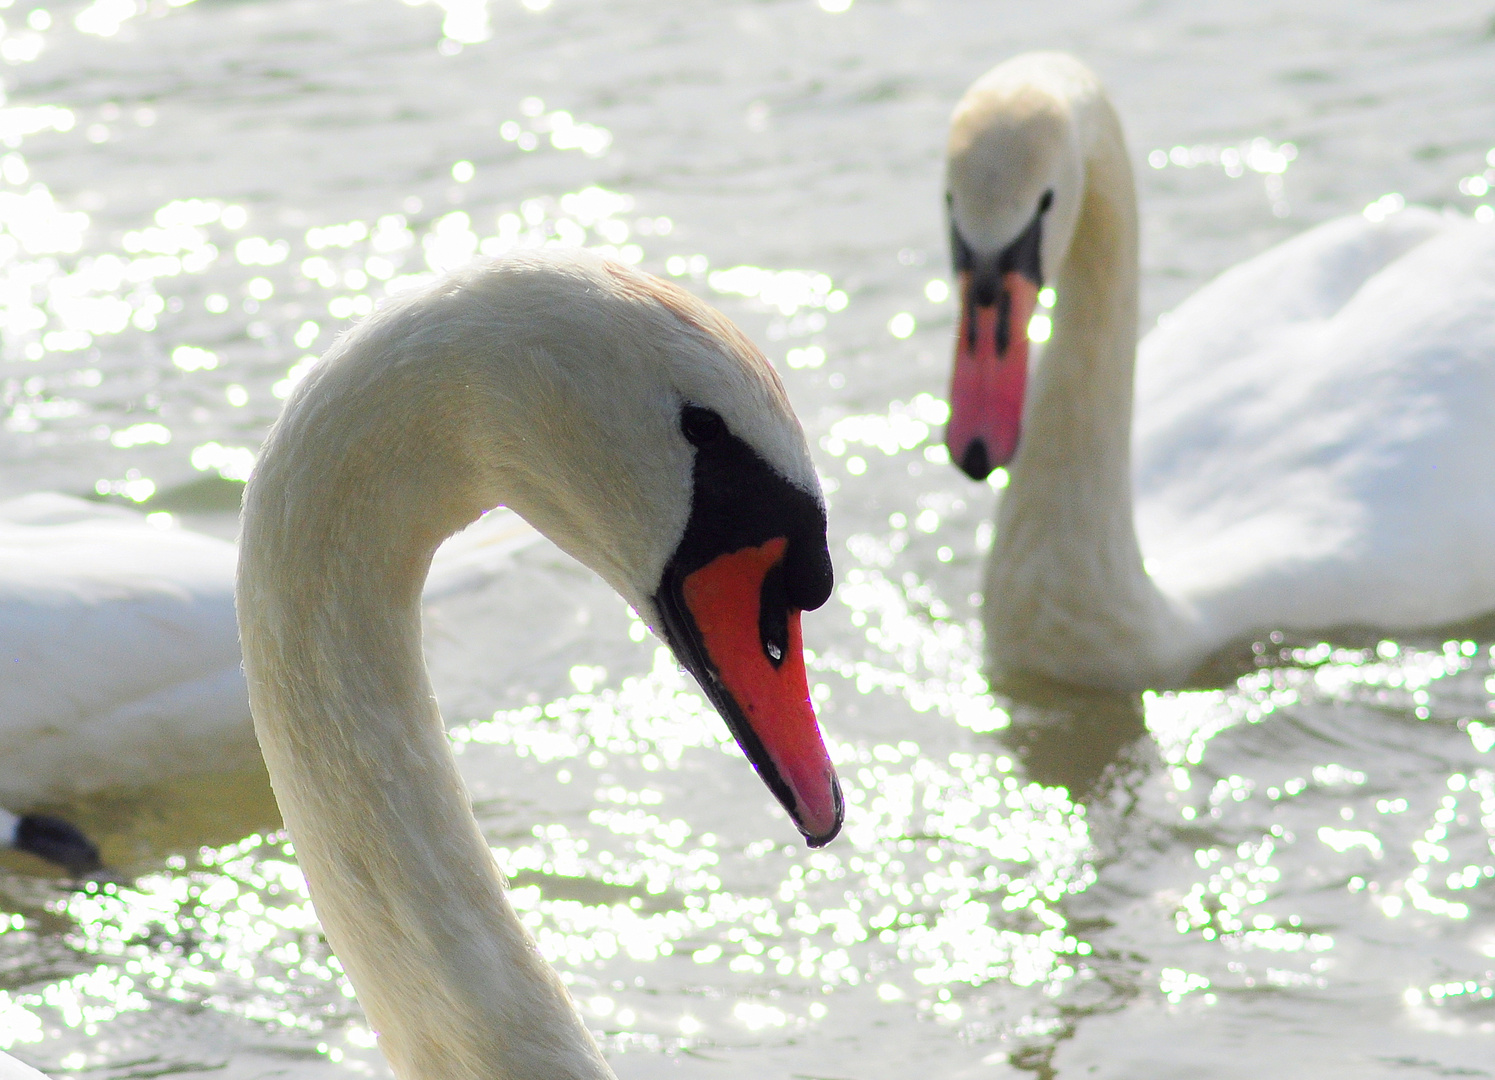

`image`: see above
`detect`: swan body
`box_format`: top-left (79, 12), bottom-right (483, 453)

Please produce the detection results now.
top-left (943, 52), bottom-right (1495, 689)
top-left (1133, 209), bottom-right (1495, 646)
top-left (236, 249), bottom-right (840, 1079)
top-left (0, 488), bottom-right (540, 805)
top-left (1, 494), bottom-right (248, 805)
top-left (0, 1050), bottom-right (47, 1079)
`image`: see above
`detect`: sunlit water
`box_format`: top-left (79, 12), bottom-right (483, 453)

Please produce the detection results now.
top-left (1, 1), bottom-right (1494, 1076)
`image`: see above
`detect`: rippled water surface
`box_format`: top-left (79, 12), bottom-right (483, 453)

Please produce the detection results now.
top-left (2, 1), bottom-right (1495, 1076)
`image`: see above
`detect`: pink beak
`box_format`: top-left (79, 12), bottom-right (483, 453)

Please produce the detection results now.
top-left (945, 270), bottom-right (1039, 480)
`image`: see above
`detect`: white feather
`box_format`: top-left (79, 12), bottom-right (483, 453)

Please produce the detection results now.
top-left (236, 249), bottom-right (821, 1080)
top-left (954, 53), bottom-right (1495, 689)
top-left (0, 492), bottom-right (540, 805)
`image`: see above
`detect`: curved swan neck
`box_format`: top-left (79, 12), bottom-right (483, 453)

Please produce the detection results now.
top-left (1014, 95), bottom-right (1138, 495)
top-left (985, 88), bottom-right (1183, 689)
top-left (238, 278), bottom-right (615, 1080)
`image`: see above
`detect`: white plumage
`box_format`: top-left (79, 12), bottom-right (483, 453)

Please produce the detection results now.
top-left (0, 490), bottom-right (539, 805)
top-left (1, 494), bottom-right (247, 805)
top-left (1133, 208), bottom-right (1495, 641)
top-left (232, 249), bottom-right (830, 1080)
top-left (946, 53), bottom-right (1495, 689)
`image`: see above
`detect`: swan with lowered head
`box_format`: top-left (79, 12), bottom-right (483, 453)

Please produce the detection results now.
top-left (943, 52), bottom-right (1495, 690)
top-left (236, 249), bottom-right (841, 1079)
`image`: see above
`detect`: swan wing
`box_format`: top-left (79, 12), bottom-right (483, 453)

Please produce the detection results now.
top-left (0, 491), bottom-right (547, 803)
top-left (0, 495), bottom-right (251, 802)
top-left (1133, 213), bottom-right (1495, 638)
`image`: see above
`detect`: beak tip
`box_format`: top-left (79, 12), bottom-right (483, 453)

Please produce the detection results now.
top-left (795, 773), bottom-right (844, 848)
top-left (956, 438), bottom-right (993, 481)
top-left (803, 826), bottom-right (841, 849)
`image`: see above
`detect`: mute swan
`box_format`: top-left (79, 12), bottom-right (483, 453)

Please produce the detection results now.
top-left (236, 249), bottom-right (840, 1079)
top-left (0, 478), bottom-right (539, 807)
top-left (943, 52), bottom-right (1495, 690)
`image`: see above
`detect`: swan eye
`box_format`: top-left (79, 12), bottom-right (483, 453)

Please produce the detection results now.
top-left (681, 405), bottom-right (727, 447)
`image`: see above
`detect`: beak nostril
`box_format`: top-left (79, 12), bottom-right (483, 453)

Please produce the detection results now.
top-left (759, 557), bottom-right (790, 669)
top-left (960, 439), bottom-right (992, 481)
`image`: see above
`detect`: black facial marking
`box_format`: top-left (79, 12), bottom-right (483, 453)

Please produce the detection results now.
top-left (652, 403), bottom-right (834, 835)
top-left (15, 813), bottom-right (103, 877)
top-left (994, 287), bottom-right (1013, 354)
top-left (663, 405), bottom-right (832, 614)
top-left (951, 189), bottom-right (1053, 353)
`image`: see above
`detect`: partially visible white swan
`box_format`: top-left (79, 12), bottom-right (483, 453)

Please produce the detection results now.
top-left (942, 52), bottom-right (1495, 690)
top-left (236, 249), bottom-right (841, 1079)
top-left (0, 475), bottom-right (540, 807)
top-left (0, 1051), bottom-right (47, 1079)
top-left (1, 494), bottom-right (248, 805)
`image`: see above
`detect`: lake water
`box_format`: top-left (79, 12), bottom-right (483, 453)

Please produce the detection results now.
top-left (2, 0), bottom-right (1494, 1076)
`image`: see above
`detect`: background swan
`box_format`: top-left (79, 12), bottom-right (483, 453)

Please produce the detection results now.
top-left (943, 51), bottom-right (1495, 690)
top-left (0, 476), bottom-right (542, 809)
top-left (237, 249), bottom-right (840, 1078)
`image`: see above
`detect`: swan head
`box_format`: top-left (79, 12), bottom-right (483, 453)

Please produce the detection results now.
top-left (254, 250), bottom-right (843, 845)
top-left (942, 53), bottom-right (1093, 479)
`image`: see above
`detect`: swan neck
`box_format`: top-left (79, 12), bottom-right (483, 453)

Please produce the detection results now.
top-left (1027, 102), bottom-right (1139, 484)
top-left (988, 98), bottom-right (1181, 688)
top-left (238, 332), bottom-right (614, 1080)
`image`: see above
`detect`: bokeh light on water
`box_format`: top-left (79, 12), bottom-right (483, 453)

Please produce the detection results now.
top-left (4, 583), bottom-right (1494, 1073)
top-left (1, 0), bottom-right (1493, 1076)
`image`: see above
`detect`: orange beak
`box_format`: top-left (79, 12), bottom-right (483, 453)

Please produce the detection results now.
top-left (678, 537), bottom-right (841, 845)
top-left (945, 269), bottom-right (1038, 480)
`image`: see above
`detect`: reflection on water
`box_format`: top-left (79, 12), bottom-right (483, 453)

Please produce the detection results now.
top-left (0, 0), bottom-right (1493, 1075)
top-left (6, 577), bottom-right (1492, 1074)
top-left (999, 681), bottom-right (1149, 800)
